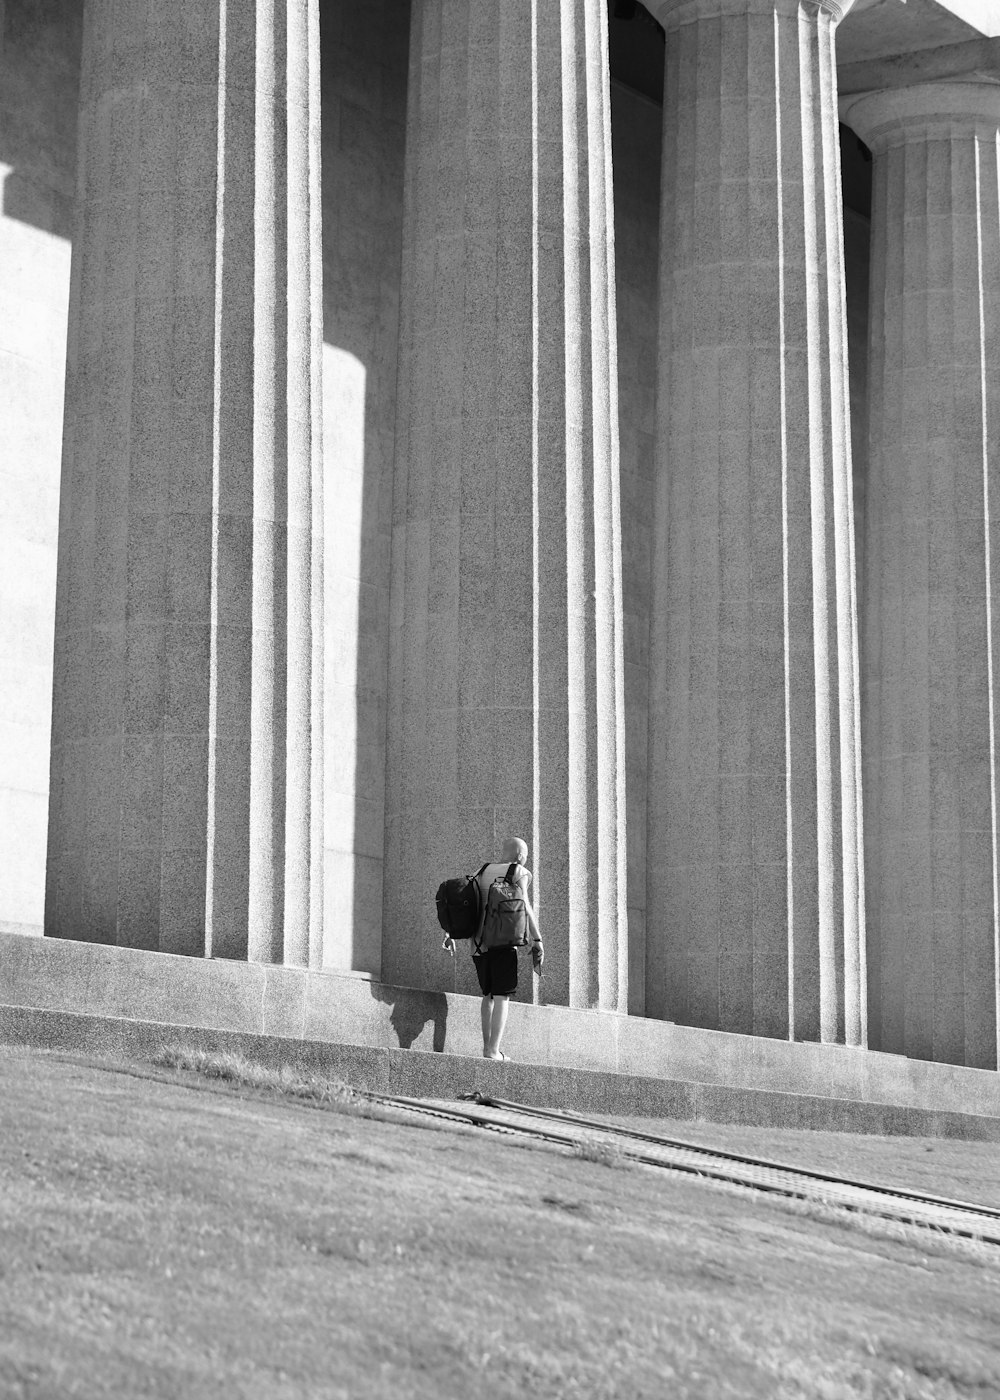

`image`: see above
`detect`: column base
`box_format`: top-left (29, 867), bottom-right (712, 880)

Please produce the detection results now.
top-left (6, 933), bottom-right (1000, 1127)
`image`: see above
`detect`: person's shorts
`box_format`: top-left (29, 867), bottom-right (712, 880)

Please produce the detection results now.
top-left (473, 945), bottom-right (518, 998)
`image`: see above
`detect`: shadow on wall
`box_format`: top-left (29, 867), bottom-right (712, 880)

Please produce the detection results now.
top-left (320, 0), bottom-right (411, 978)
top-left (368, 979), bottom-right (448, 1053)
top-left (0, 0), bottom-right (82, 239)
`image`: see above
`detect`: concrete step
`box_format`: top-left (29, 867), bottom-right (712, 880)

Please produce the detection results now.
top-left (4, 1002), bottom-right (1000, 1141)
top-left (4, 930), bottom-right (1000, 1139)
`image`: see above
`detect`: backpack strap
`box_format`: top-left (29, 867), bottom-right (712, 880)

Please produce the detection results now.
top-left (506, 863), bottom-right (519, 883)
top-left (474, 864), bottom-right (489, 917)
top-left (471, 865), bottom-right (491, 954)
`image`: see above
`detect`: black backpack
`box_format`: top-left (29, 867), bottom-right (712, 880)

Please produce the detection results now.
top-left (435, 864), bottom-right (488, 939)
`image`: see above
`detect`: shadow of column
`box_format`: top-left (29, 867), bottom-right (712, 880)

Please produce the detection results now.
top-left (319, 0), bottom-right (410, 976)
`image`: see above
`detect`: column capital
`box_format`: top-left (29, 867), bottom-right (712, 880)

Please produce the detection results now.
top-left (843, 80), bottom-right (1000, 151)
top-left (647, 0), bottom-right (855, 32)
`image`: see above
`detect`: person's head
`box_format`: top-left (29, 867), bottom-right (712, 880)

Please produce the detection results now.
top-left (502, 836), bottom-right (529, 865)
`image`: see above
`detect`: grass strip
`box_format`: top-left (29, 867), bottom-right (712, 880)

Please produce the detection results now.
top-left (148, 1046), bottom-right (486, 1138)
top-left (152, 1045), bottom-right (367, 1110)
top-left (572, 1134), bottom-right (631, 1169)
top-left (150, 1049), bottom-right (993, 1252)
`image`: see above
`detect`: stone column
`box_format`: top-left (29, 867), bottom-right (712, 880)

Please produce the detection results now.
top-left (845, 83), bottom-right (1000, 1069)
top-left (645, 0), bottom-right (865, 1042)
top-left (44, 0), bottom-right (325, 965)
top-left (383, 0), bottom-right (628, 1010)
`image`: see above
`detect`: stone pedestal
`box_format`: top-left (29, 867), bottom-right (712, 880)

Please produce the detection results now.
top-left (45, 0), bottom-right (325, 965)
top-left (383, 0), bottom-right (628, 1010)
top-left (845, 83), bottom-right (1000, 1069)
top-left (645, 0), bottom-right (865, 1042)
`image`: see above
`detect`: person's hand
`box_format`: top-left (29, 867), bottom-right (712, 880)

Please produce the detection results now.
top-left (531, 941), bottom-right (544, 973)
top-left (442, 935), bottom-right (456, 957)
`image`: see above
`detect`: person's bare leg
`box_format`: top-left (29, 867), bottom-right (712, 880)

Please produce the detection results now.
top-left (486, 995), bottom-right (510, 1059)
top-left (481, 995), bottom-right (493, 1056)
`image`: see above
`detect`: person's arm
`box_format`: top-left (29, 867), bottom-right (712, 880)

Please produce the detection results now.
top-left (524, 893), bottom-right (540, 945)
top-left (516, 871), bottom-right (543, 964)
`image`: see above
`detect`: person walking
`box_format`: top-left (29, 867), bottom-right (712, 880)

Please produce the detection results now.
top-left (442, 836), bottom-right (543, 1060)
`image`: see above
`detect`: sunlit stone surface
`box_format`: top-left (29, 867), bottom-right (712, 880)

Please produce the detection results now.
top-left (847, 81), bottom-right (1000, 1069)
top-left (44, 0), bottom-right (325, 964)
top-left (1, 0), bottom-right (998, 1072)
top-left (381, 0), bottom-right (628, 1011)
top-left (645, 0), bottom-right (865, 1045)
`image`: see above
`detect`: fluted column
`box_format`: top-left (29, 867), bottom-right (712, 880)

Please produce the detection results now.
top-left (645, 0), bottom-right (865, 1042)
top-left (45, 0), bottom-right (324, 964)
top-left (845, 83), bottom-right (1000, 1068)
top-left (383, 0), bottom-right (628, 1010)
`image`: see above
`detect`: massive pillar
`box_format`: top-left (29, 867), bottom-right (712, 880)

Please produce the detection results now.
top-left (383, 0), bottom-right (628, 1010)
top-left (45, 0), bottom-right (325, 964)
top-left (846, 83), bottom-right (1000, 1068)
top-left (645, 0), bottom-right (865, 1042)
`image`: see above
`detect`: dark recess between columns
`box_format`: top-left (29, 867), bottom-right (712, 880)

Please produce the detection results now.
top-left (606, 1), bottom-right (872, 220)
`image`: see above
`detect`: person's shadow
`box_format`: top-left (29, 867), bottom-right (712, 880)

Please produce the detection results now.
top-left (369, 981), bottom-right (448, 1052)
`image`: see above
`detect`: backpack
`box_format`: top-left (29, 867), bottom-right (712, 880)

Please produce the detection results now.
top-left (478, 864), bottom-right (530, 951)
top-left (435, 864), bottom-right (489, 939)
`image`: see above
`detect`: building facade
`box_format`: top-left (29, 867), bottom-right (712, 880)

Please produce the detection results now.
top-left (1, 0), bottom-right (999, 1069)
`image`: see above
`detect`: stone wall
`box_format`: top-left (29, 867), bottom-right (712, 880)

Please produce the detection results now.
top-left (0, 0), bottom-right (81, 935)
top-left (320, 0), bottom-right (409, 976)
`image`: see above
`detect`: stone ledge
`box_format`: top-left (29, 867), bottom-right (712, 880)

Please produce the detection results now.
top-left (4, 932), bottom-right (1000, 1119)
top-left (4, 1003), bottom-right (1000, 1140)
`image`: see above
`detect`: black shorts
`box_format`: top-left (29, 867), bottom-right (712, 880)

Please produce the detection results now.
top-left (473, 946), bottom-right (518, 998)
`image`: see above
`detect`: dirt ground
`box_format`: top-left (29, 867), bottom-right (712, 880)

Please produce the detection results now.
top-left (1, 1046), bottom-right (999, 1400)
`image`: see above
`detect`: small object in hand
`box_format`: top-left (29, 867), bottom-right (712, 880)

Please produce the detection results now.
top-left (442, 935), bottom-right (455, 955)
